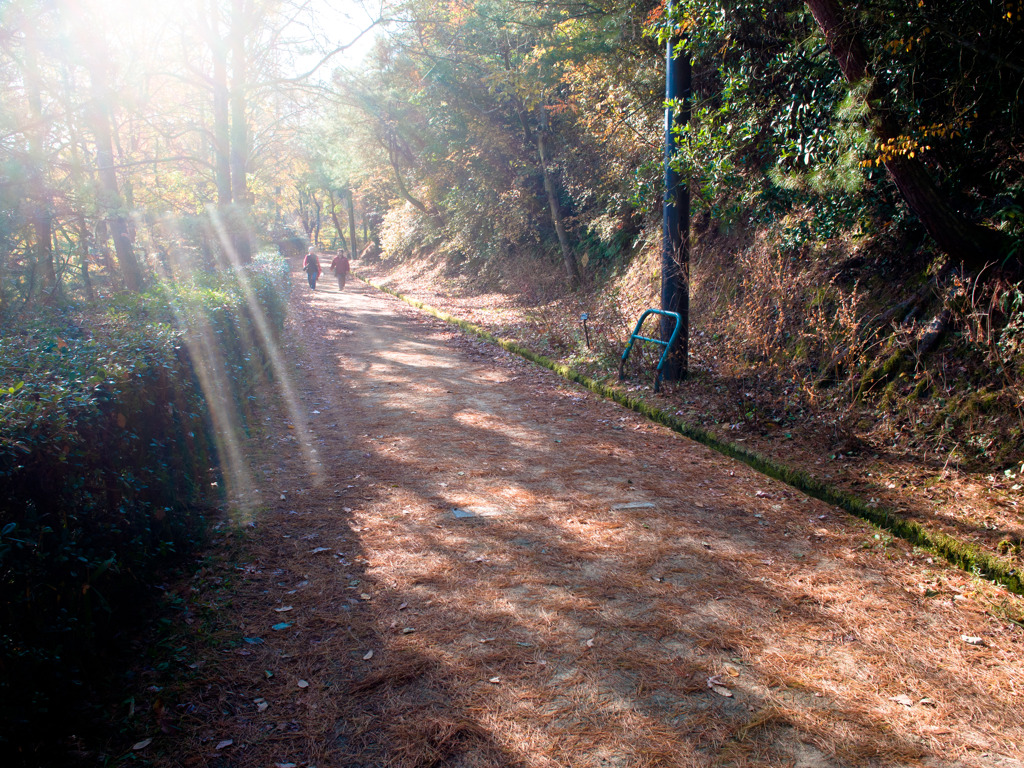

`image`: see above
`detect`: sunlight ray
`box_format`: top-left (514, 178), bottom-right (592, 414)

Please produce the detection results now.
top-left (206, 207), bottom-right (324, 485)
top-left (148, 215), bottom-right (257, 518)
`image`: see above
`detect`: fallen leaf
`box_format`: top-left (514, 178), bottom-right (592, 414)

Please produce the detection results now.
top-left (401, 627), bottom-right (415, 634)
top-left (488, 677), bottom-right (501, 684)
top-left (132, 738), bottom-right (153, 751)
top-left (398, 602), bottom-right (408, 610)
top-left (243, 636), bottom-right (264, 644)
top-left (215, 739), bottom-right (233, 750)
top-left (706, 675), bottom-right (733, 697)
top-left (363, 650), bottom-right (374, 660)
top-left (585, 638), bottom-right (595, 648)
top-left (310, 547), bottom-right (330, 554)
top-left (479, 637), bottom-right (496, 644)
top-left (271, 622), bottom-right (293, 631)
top-left (274, 606), bottom-right (293, 613)
top-left (890, 694), bottom-right (914, 707)
top-left (257, 702), bottom-right (269, 712)
top-left (919, 697), bottom-right (937, 707)
top-left (297, 680), bottom-right (309, 688)
top-left (360, 593), bottom-right (372, 600)
top-left (961, 635), bottom-right (985, 646)
top-left (275, 763), bottom-right (298, 768)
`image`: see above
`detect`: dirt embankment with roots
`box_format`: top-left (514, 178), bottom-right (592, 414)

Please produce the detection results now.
top-left (114, 262), bottom-right (1023, 768)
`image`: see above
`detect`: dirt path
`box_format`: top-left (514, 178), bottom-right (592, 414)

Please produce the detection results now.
top-left (139, 269), bottom-right (1024, 768)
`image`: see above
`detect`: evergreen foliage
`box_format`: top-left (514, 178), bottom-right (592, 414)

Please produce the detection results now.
top-left (0, 257), bottom-right (289, 750)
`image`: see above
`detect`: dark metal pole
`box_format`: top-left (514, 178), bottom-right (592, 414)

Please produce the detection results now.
top-left (660, 10), bottom-right (691, 381)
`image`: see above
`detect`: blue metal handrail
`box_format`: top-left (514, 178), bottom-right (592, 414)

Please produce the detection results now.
top-left (618, 309), bottom-right (682, 393)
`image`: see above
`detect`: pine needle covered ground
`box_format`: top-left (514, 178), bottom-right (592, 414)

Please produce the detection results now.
top-left (99, 259), bottom-right (1024, 768)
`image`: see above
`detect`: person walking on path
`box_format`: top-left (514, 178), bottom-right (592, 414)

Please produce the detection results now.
top-left (330, 249), bottom-right (351, 291)
top-left (303, 247), bottom-right (322, 290)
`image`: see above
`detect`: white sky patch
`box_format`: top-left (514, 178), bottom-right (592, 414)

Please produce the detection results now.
top-left (290, 0), bottom-right (384, 80)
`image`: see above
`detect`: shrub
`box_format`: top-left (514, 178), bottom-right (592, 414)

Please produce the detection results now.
top-left (0, 256), bottom-right (289, 755)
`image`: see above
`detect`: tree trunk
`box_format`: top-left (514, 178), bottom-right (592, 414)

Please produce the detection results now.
top-left (328, 189), bottom-right (349, 252)
top-left (211, 7), bottom-right (232, 209)
top-left (535, 114), bottom-right (580, 288)
top-left (229, 0), bottom-right (252, 263)
top-left (60, 59), bottom-right (98, 301)
top-left (87, 64), bottom-right (144, 290)
top-left (297, 189), bottom-right (313, 240)
top-left (200, 0), bottom-right (232, 267)
top-left (22, 32), bottom-right (56, 299)
top-left (384, 140), bottom-right (444, 227)
top-left (347, 189), bottom-right (358, 259)
top-left (94, 219), bottom-right (116, 279)
top-left (312, 192), bottom-right (322, 246)
top-left (78, 216), bottom-right (95, 301)
top-left (32, 214), bottom-right (55, 298)
top-left (805, 0), bottom-right (1010, 272)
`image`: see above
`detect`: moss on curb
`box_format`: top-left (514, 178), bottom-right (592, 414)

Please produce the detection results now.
top-left (358, 274), bottom-right (1023, 596)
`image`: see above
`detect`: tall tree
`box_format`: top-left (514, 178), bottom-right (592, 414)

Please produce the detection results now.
top-left (346, 187), bottom-right (358, 258)
top-left (328, 189), bottom-right (350, 252)
top-left (201, 0), bottom-right (233, 209)
top-left (85, 57), bottom-right (144, 290)
top-left (228, 0), bottom-right (253, 262)
top-left (21, 20), bottom-right (56, 298)
top-left (804, 0), bottom-right (1012, 272)
top-left (535, 106), bottom-right (580, 287)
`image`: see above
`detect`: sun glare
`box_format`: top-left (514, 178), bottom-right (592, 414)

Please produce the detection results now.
top-left (208, 207), bottom-right (325, 487)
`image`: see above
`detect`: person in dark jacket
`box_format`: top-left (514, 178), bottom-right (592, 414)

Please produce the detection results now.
top-left (330, 249), bottom-right (351, 291)
top-left (303, 247), bottom-right (322, 290)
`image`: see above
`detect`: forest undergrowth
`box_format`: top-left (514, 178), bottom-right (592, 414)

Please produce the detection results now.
top-left (0, 255), bottom-right (291, 764)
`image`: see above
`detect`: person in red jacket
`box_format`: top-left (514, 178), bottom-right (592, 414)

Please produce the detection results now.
top-left (302, 247), bottom-right (322, 290)
top-left (330, 248), bottom-right (351, 291)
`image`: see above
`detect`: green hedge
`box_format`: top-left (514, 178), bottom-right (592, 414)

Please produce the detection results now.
top-left (0, 257), bottom-right (289, 752)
